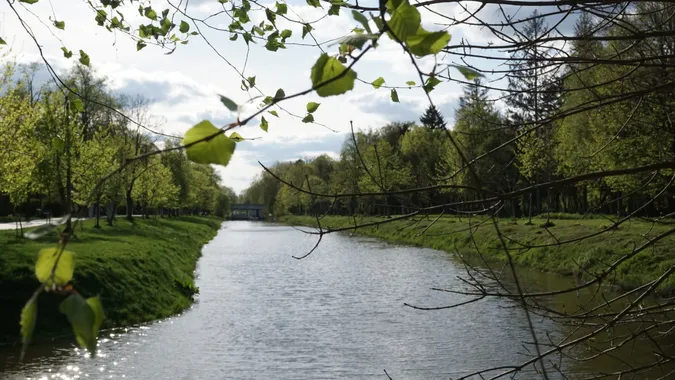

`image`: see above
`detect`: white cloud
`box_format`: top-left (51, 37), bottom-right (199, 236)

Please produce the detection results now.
top-left (0, 0), bottom-right (529, 192)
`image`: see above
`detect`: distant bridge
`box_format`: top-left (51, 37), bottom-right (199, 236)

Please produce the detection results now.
top-left (230, 204), bottom-right (265, 220)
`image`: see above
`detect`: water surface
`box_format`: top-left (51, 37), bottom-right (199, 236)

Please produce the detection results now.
top-left (0, 221), bottom-right (655, 379)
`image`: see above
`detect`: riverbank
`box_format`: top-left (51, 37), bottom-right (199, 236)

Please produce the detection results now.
top-left (281, 214), bottom-right (675, 295)
top-left (0, 216), bottom-right (221, 345)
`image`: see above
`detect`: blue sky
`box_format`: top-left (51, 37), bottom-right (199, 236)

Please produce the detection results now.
top-left (0, 0), bottom-right (575, 192)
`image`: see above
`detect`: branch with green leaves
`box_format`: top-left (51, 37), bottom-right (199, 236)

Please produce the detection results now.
top-left (10, 0), bottom-right (481, 361)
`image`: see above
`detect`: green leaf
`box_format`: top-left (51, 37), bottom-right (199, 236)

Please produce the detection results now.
top-left (35, 247), bottom-right (74, 286)
top-left (136, 40), bottom-right (147, 51)
top-left (86, 296), bottom-right (105, 344)
top-left (336, 33), bottom-right (379, 50)
top-left (306, 102), bottom-right (320, 113)
top-left (390, 88), bottom-right (399, 102)
top-left (274, 88), bottom-right (285, 100)
top-left (78, 50), bottom-right (90, 66)
top-left (182, 120), bottom-right (236, 167)
top-left (54, 20), bottom-right (65, 30)
top-left (387, 0), bottom-right (421, 42)
top-left (19, 0), bottom-right (39, 4)
top-left (0, 37), bottom-right (5, 45)
top-left (247, 76), bottom-right (256, 87)
top-left (72, 97), bottom-right (84, 112)
top-left (371, 77), bottom-right (385, 89)
top-left (306, 0), bottom-right (320, 7)
top-left (260, 116), bottom-right (269, 132)
top-left (60, 294), bottom-right (97, 355)
top-left (144, 7), bottom-right (157, 20)
top-left (229, 132), bottom-right (245, 142)
top-left (268, 110), bottom-right (279, 117)
top-left (219, 95), bottom-right (238, 111)
top-left (276, 2), bottom-right (287, 15)
top-left (351, 10), bottom-right (372, 34)
top-left (20, 294), bottom-right (38, 361)
top-left (61, 47), bottom-right (73, 58)
top-left (328, 4), bottom-right (340, 16)
top-left (302, 113), bottom-right (314, 123)
top-left (451, 65), bottom-right (483, 80)
top-left (407, 29), bottom-right (450, 56)
top-left (280, 29), bottom-right (292, 40)
top-left (424, 76), bottom-right (441, 93)
top-left (406, 80), bottom-right (415, 86)
top-left (265, 8), bottom-right (276, 26)
top-left (95, 10), bottom-right (107, 26)
top-left (310, 53), bottom-right (357, 97)
top-left (302, 23), bottom-right (313, 39)
top-left (179, 21), bottom-right (190, 33)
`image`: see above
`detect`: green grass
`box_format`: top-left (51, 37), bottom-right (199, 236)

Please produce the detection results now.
top-left (281, 214), bottom-right (675, 296)
top-left (0, 216), bottom-right (221, 345)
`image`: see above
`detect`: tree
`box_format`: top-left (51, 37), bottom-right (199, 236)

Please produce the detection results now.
top-left (419, 105), bottom-right (447, 130)
top-left (132, 157), bottom-right (178, 217)
top-left (72, 129), bottom-right (117, 228)
top-left (9, 0), bottom-right (675, 376)
top-left (505, 10), bottom-right (562, 222)
top-left (452, 79), bottom-right (518, 200)
top-left (0, 63), bottom-right (44, 235)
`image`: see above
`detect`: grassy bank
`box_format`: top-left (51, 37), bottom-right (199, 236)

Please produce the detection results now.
top-left (0, 216), bottom-right (221, 345)
top-left (281, 214), bottom-right (675, 295)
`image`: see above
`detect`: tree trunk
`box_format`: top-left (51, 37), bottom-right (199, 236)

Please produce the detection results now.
top-left (94, 198), bottom-right (101, 229)
top-left (106, 201), bottom-right (117, 226)
top-left (126, 189), bottom-right (134, 222)
top-left (617, 191), bottom-right (623, 217)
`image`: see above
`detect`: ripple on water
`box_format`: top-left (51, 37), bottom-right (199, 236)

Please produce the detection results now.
top-left (0, 221), bottom-right (637, 379)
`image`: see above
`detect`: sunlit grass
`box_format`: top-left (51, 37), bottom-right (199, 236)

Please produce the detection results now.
top-left (282, 214), bottom-right (675, 296)
top-left (0, 216), bottom-right (221, 344)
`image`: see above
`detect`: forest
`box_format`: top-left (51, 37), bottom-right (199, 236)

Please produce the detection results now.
top-left (0, 62), bottom-right (236, 231)
top-left (240, 9), bottom-right (675, 222)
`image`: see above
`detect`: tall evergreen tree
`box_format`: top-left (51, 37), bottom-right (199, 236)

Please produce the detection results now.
top-left (452, 79), bottom-right (518, 196)
top-left (505, 10), bottom-right (562, 222)
top-left (419, 104), bottom-right (447, 130)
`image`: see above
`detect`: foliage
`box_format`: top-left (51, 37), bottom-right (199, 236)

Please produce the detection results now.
top-left (1, 217), bottom-right (220, 347)
top-left (4, 0), bottom-right (675, 375)
top-left (283, 214), bottom-right (675, 296)
top-left (419, 105), bottom-right (447, 130)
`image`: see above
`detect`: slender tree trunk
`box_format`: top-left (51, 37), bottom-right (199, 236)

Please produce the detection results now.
top-left (94, 196), bottom-right (101, 229)
top-left (126, 188), bottom-right (134, 222)
top-left (107, 201), bottom-right (116, 226)
top-left (617, 191), bottom-right (623, 217)
top-left (527, 193), bottom-right (533, 225)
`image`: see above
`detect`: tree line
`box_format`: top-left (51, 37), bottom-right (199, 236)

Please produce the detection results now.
top-left (241, 7), bottom-right (675, 221)
top-left (0, 62), bottom-right (236, 232)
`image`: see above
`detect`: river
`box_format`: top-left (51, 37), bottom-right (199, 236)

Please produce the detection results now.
top-left (0, 221), bottom-right (666, 379)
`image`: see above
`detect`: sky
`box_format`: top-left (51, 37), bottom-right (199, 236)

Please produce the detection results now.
top-left (0, 0), bottom-right (576, 193)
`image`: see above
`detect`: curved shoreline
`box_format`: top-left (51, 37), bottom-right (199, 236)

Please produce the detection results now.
top-left (0, 217), bottom-right (221, 346)
top-left (279, 214), bottom-right (675, 296)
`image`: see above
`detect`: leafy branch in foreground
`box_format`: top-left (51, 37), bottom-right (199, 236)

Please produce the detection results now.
top-left (20, 238), bottom-right (105, 360)
top-left (10, 0), bottom-right (479, 363)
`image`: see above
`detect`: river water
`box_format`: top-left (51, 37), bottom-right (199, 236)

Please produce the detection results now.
top-left (0, 221), bottom-right (665, 379)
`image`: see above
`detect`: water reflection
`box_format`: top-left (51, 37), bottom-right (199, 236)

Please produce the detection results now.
top-left (0, 221), bottom-right (661, 379)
